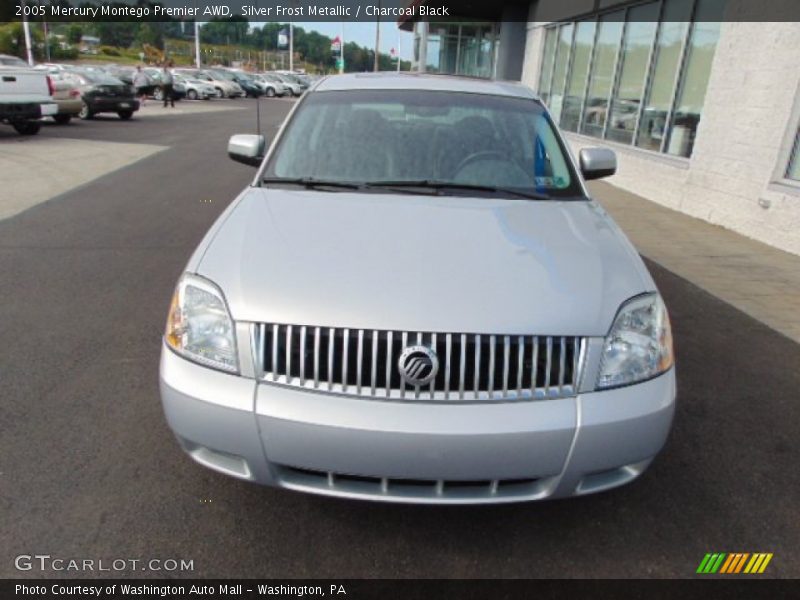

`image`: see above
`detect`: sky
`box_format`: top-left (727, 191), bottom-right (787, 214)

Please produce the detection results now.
top-left (265, 21), bottom-right (415, 61)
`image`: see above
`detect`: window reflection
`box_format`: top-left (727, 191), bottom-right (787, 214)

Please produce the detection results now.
top-left (536, 0), bottom-right (724, 160)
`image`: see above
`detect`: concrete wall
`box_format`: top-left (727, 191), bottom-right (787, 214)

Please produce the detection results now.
top-left (521, 3), bottom-right (800, 256)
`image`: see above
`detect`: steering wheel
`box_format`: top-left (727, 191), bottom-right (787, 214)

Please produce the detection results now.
top-left (453, 150), bottom-right (510, 176)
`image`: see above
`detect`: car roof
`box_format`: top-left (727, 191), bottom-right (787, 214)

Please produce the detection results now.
top-left (313, 72), bottom-right (538, 100)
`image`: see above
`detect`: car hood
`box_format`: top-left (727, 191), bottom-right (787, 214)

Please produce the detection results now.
top-left (196, 189), bottom-right (653, 336)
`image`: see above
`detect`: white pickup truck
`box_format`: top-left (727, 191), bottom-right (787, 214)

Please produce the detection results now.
top-left (0, 54), bottom-right (57, 135)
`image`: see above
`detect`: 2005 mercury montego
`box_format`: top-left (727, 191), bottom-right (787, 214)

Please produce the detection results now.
top-left (160, 73), bottom-right (675, 504)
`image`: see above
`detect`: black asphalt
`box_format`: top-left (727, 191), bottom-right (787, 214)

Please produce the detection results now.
top-left (1, 103), bottom-right (798, 579)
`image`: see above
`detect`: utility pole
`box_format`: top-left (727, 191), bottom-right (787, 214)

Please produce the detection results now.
top-left (373, 1), bottom-right (381, 72)
top-left (44, 21), bottom-right (50, 62)
top-left (194, 21), bottom-right (201, 68)
top-left (289, 22), bottom-right (294, 71)
top-left (21, 0), bottom-right (34, 66)
top-left (340, 21), bottom-right (344, 74)
top-left (397, 31), bottom-right (401, 72)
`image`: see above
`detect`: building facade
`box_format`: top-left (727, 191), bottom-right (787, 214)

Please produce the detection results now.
top-left (403, 0), bottom-right (800, 255)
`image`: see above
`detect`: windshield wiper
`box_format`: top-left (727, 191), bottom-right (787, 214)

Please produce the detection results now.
top-left (363, 180), bottom-right (551, 200)
top-left (262, 177), bottom-right (364, 191)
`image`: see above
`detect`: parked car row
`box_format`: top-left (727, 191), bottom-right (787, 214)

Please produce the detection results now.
top-left (35, 64), bottom-right (140, 122)
top-left (2, 57), bottom-right (312, 134)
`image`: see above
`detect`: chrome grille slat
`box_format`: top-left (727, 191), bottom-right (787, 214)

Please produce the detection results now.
top-left (429, 333), bottom-right (437, 399)
top-left (474, 334), bottom-right (481, 400)
top-left (370, 330), bottom-right (378, 396)
top-left (341, 328), bottom-right (350, 393)
top-left (488, 335), bottom-right (496, 396)
top-left (272, 324), bottom-right (279, 382)
top-left (285, 325), bottom-right (293, 383)
top-left (256, 323), bottom-right (585, 403)
top-left (459, 334), bottom-right (466, 400)
top-left (502, 335), bottom-right (510, 397)
top-left (327, 327), bottom-right (334, 391)
top-left (544, 336), bottom-right (553, 394)
top-left (385, 331), bottom-right (393, 398)
top-left (400, 331), bottom-right (408, 399)
top-left (516, 336), bottom-right (525, 396)
top-left (299, 325), bottom-right (306, 385)
top-left (356, 329), bottom-right (364, 395)
top-left (313, 327), bottom-right (320, 388)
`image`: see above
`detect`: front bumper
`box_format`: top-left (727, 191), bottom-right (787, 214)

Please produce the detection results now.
top-left (160, 343), bottom-right (675, 504)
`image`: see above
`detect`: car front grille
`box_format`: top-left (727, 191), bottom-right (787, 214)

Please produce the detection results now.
top-left (253, 323), bottom-right (586, 402)
top-left (276, 464), bottom-right (549, 502)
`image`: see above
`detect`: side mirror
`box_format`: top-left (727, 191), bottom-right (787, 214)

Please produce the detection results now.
top-left (579, 147), bottom-right (617, 181)
top-left (228, 134), bottom-right (266, 167)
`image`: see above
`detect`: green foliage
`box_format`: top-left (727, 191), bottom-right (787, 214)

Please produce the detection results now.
top-left (0, 22), bottom-right (43, 59)
top-left (51, 44), bottom-right (79, 61)
top-left (67, 24), bottom-right (83, 45)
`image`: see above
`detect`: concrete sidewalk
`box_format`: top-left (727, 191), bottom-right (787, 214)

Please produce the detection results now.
top-left (589, 181), bottom-right (800, 344)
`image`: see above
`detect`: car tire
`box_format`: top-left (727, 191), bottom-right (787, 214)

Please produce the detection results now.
top-left (79, 101), bottom-right (93, 120)
top-left (266, 87), bottom-right (276, 98)
top-left (187, 89), bottom-right (198, 100)
top-left (53, 114), bottom-right (72, 125)
top-left (12, 120), bottom-right (41, 135)
top-left (154, 88), bottom-right (163, 101)
top-left (118, 110), bottom-right (134, 120)
top-left (216, 87), bottom-right (226, 98)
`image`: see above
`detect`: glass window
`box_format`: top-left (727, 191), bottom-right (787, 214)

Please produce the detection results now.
top-left (788, 129), bottom-right (800, 181)
top-left (538, 27), bottom-right (558, 105)
top-left (426, 32), bottom-right (442, 72)
top-left (635, 0), bottom-right (694, 151)
top-left (606, 3), bottom-right (659, 144)
top-left (267, 90), bottom-right (583, 199)
top-left (560, 19), bottom-right (597, 133)
top-left (580, 13), bottom-right (624, 138)
top-left (665, 0), bottom-right (725, 157)
top-left (548, 23), bottom-right (574, 123)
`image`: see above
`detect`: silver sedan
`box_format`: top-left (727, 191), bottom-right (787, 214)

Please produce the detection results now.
top-left (160, 74), bottom-right (676, 504)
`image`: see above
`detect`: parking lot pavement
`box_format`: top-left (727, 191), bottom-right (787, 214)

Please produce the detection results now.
top-left (0, 136), bottom-right (166, 221)
top-left (590, 181), bottom-right (800, 343)
top-left (134, 98), bottom-right (247, 118)
top-left (1, 105), bottom-right (798, 579)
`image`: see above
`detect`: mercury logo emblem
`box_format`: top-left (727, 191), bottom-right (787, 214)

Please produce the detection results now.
top-left (397, 345), bottom-right (439, 386)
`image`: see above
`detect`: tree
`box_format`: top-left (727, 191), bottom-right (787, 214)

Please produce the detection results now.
top-left (135, 23), bottom-right (162, 48)
top-left (67, 24), bottom-right (83, 45)
top-left (201, 17), bottom-right (249, 46)
top-left (92, 22), bottom-right (137, 48)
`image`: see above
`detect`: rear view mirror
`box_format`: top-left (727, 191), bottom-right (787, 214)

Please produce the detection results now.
top-left (228, 134), bottom-right (266, 167)
top-left (579, 147), bottom-right (617, 180)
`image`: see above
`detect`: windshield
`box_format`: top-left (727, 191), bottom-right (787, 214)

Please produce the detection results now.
top-left (264, 90), bottom-right (583, 199)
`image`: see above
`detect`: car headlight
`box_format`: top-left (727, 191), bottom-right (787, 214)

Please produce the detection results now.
top-left (165, 273), bottom-right (238, 373)
top-left (597, 293), bottom-right (673, 389)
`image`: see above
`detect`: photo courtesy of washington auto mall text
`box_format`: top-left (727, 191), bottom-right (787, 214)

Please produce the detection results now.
top-left (14, 583), bottom-right (349, 597)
